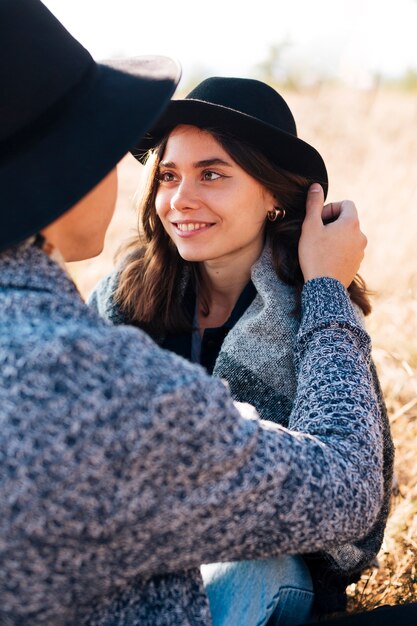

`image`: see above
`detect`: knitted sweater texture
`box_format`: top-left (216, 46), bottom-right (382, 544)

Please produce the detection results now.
top-left (91, 246), bottom-right (394, 613)
top-left (0, 242), bottom-right (384, 625)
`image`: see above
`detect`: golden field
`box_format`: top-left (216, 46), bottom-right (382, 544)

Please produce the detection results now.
top-left (69, 85), bottom-right (417, 614)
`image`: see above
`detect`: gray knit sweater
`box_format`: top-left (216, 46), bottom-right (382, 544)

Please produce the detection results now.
top-left (0, 241), bottom-right (384, 625)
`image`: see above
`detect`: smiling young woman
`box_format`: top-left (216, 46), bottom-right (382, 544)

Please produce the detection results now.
top-left (155, 125), bottom-right (272, 265)
top-left (89, 77), bottom-right (393, 626)
top-left (154, 124), bottom-right (277, 331)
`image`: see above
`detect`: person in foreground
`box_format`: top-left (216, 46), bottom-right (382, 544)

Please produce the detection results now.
top-left (0, 1), bottom-right (387, 625)
top-left (90, 78), bottom-right (394, 624)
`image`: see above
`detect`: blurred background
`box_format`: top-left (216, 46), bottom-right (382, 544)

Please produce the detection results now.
top-left (44, 0), bottom-right (417, 612)
top-left (43, 0), bottom-right (417, 90)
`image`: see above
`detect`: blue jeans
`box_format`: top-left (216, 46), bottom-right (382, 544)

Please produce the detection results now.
top-left (201, 555), bottom-right (314, 626)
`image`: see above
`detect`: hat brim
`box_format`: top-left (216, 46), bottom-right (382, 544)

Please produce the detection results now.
top-left (133, 99), bottom-right (328, 199)
top-left (0, 55), bottom-right (180, 251)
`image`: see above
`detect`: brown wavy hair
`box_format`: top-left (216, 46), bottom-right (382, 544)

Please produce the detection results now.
top-left (115, 127), bottom-right (370, 336)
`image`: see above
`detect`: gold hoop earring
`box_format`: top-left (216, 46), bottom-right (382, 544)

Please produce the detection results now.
top-left (267, 208), bottom-right (286, 222)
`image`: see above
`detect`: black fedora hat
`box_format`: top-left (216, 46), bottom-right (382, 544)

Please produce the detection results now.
top-left (133, 76), bottom-right (328, 198)
top-left (0, 0), bottom-right (180, 252)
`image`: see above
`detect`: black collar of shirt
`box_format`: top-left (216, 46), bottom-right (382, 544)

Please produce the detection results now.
top-left (161, 280), bottom-right (257, 374)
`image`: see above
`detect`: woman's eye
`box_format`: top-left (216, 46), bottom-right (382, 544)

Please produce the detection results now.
top-left (158, 171), bottom-right (175, 183)
top-left (202, 170), bottom-right (221, 181)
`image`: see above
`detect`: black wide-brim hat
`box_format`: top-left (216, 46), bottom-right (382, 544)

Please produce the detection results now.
top-left (0, 0), bottom-right (180, 252)
top-left (133, 76), bottom-right (328, 199)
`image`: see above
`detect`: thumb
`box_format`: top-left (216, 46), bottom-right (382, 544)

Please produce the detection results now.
top-left (304, 183), bottom-right (324, 224)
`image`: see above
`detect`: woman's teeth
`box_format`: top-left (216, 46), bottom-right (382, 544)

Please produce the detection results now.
top-left (176, 223), bottom-right (210, 231)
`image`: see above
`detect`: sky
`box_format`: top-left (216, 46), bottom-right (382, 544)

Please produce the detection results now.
top-left (42, 0), bottom-right (417, 89)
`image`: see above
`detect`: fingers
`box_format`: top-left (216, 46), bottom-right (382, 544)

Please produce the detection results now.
top-left (300, 189), bottom-right (367, 286)
top-left (322, 202), bottom-right (339, 224)
top-left (336, 200), bottom-right (359, 224)
top-left (304, 183), bottom-right (325, 224)
top-left (322, 199), bottom-right (359, 226)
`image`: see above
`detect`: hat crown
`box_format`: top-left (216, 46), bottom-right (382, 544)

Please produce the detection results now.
top-left (133, 75), bottom-right (328, 199)
top-left (0, 0), bottom-right (93, 144)
top-left (0, 0), bottom-right (180, 253)
top-left (185, 77), bottom-right (297, 136)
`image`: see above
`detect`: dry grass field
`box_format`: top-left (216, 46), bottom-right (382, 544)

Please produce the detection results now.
top-left (69, 84), bottom-right (417, 615)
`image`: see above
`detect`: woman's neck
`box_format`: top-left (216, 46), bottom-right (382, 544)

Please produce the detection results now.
top-left (197, 243), bottom-right (263, 330)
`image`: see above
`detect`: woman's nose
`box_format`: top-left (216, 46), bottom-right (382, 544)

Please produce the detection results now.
top-left (170, 180), bottom-right (201, 212)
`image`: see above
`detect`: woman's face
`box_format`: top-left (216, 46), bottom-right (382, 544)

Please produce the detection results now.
top-left (155, 125), bottom-right (275, 265)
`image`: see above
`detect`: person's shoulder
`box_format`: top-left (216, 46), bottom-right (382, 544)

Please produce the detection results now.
top-left (63, 307), bottom-right (209, 390)
top-left (25, 301), bottom-right (189, 400)
top-left (63, 319), bottom-right (231, 421)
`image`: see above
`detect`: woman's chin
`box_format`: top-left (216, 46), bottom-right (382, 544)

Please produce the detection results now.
top-left (176, 247), bottom-right (210, 263)
top-left (178, 252), bottom-right (206, 263)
